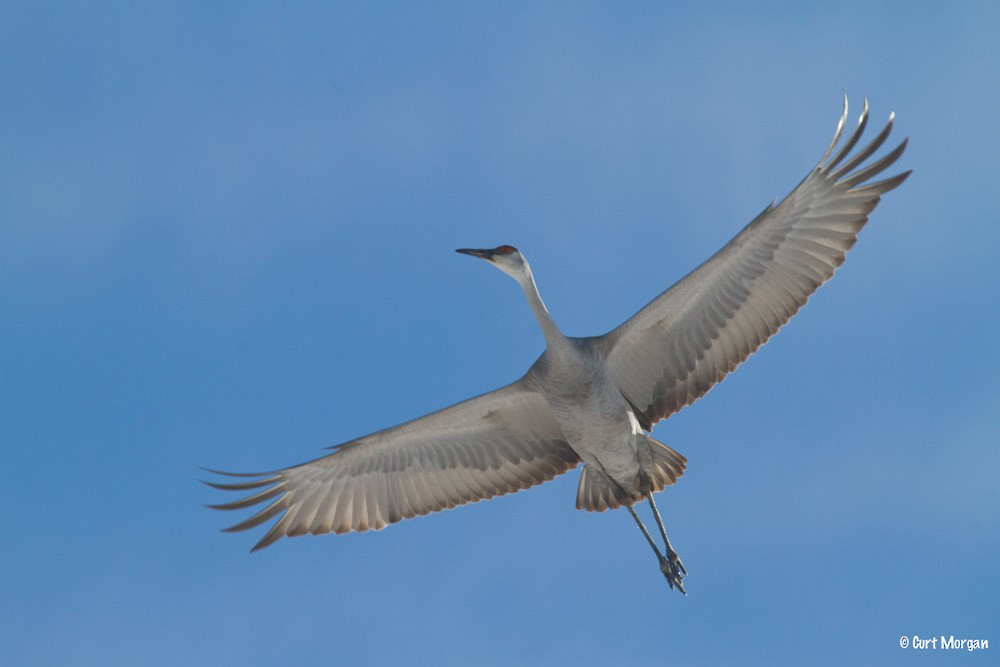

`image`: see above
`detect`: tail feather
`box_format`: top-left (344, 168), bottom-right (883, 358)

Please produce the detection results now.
top-left (646, 436), bottom-right (687, 493)
top-left (575, 465), bottom-right (623, 512)
top-left (575, 436), bottom-right (687, 512)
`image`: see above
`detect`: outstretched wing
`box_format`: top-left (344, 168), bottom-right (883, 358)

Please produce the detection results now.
top-left (206, 376), bottom-right (579, 550)
top-left (599, 97), bottom-right (910, 430)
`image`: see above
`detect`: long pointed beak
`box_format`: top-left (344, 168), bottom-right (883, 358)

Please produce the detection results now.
top-left (455, 248), bottom-right (493, 260)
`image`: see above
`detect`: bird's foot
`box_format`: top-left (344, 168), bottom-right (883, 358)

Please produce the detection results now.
top-left (659, 550), bottom-right (687, 595)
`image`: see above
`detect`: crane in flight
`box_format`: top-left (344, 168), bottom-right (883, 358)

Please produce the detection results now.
top-left (207, 97), bottom-right (909, 594)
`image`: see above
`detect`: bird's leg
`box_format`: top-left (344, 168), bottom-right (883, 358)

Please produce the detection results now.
top-left (647, 493), bottom-right (686, 584)
top-left (626, 503), bottom-right (686, 595)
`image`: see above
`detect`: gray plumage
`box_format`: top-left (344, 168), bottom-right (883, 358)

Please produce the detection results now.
top-left (207, 97), bottom-right (909, 592)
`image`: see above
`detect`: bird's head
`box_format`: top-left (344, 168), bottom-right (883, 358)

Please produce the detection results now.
top-left (455, 245), bottom-right (530, 282)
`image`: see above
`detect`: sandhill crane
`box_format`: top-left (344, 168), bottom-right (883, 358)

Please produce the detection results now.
top-left (207, 97), bottom-right (909, 594)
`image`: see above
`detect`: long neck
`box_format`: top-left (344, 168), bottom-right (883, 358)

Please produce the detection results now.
top-left (517, 266), bottom-right (564, 349)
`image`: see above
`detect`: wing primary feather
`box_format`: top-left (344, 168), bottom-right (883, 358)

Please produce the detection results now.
top-left (817, 92), bottom-right (849, 165)
top-left (824, 97), bottom-right (869, 171)
top-left (224, 496), bottom-right (289, 533)
top-left (852, 169), bottom-right (913, 197)
top-left (207, 483), bottom-right (286, 511)
top-left (839, 138), bottom-right (909, 188)
top-left (201, 475), bottom-right (278, 492)
top-left (201, 467), bottom-right (274, 478)
top-left (252, 513), bottom-right (295, 552)
top-left (830, 112), bottom-right (895, 179)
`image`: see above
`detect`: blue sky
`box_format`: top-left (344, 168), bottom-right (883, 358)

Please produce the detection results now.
top-left (2, 3), bottom-right (998, 665)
